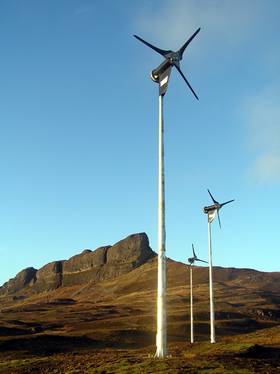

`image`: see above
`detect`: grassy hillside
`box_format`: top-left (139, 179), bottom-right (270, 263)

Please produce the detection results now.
top-left (0, 257), bottom-right (280, 372)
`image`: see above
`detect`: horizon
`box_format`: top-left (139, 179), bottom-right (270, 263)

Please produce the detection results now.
top-left (1, 230), bottom-right (278, 286)
top-left (1, 0), bottom-right (280, 285)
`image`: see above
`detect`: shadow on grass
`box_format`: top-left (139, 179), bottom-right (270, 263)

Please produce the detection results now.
top-left (238, 344), bottom-right (280, 359)
top-left (0, 335), bottom-right (101, 355)
top-left (0, 330), bottom-right (154, 356)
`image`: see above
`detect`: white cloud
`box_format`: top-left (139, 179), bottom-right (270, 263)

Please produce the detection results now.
top-left (245, 90), bottom-right (280, 183)
top-left (247, 92), bottom-right (280, 150)
top-left (255, 152), bottom-right (280, 182)
top-left (134, 1), bottom-right (280, 184)
top-left (134, 0), bottom-right (262, 52)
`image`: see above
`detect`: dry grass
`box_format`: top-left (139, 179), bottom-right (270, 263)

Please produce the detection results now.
top-left (0, 259), bottom-right (280, 372)
top-left (0, 337), bottom-right (280, 373)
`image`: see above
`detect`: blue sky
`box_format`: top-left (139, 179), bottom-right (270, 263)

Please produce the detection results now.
top-left (0, 0), bottom-right (280, 285)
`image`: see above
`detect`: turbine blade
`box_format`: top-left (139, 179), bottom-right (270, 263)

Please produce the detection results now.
top-left (178, 28), bottom-right (201, 58)
top-left (220, 199), bottom-right (235, 208)
top-left (207, 189), bottom-right (218, 204)
top-left (217, 209), bottom-right (222, 229)
top-left (174, 65), bottom-right (199, 100)
top-left (192, 243), bottom-right (196, 257)
top-left (196, 258), bottom-right (208, 264)
top-left (133, 35), bottom-right (170, 57)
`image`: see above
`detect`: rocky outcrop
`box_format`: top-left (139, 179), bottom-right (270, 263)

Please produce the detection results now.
top-left (62, 233), bottom-right (155, 287)
top-left (0, 267), bottom-right (37, 295)
top-left (63, 246), bottom-right (110, 273)
top-left (34, 261), bottom-right (64, 291)
top-left (107, 234), bottom-right (152, 266)
top-left (0, 233), bottom-right (156, 295)
top-left (61, 246), bottom-right (110, 287)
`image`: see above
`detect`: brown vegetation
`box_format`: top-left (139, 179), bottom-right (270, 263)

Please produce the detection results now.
top-left (0, 233), bottom-right (280, 372)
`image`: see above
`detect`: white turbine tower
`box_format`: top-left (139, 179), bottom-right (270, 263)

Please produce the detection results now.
top-left (134, 28), bottom-right (200, 357)
top-left (188, 244), bottom-right (207, 343)
top-left (203, 189), bottom-right (234, 343)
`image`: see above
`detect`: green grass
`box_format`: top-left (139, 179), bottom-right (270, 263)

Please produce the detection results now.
top-left (0, 356), bottom-right (53, 372)
top-left (0, 341), bottom-right (278, 374)
top-left (183, 341), bottom-right (253, 355)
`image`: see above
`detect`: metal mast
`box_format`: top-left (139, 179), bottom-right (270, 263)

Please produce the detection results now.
top-left (203, 190), bottom-right (234, 344)
top-left (207, 218), bottom-right (215, 343)
top-left (156, 94), bottom-right (167, 357)
top-left (134, 28), bottom-right (200, 358)
top-left (190, 265), bottom-right (194, 343)
top-left (188, 244), bottom-right (207, 344)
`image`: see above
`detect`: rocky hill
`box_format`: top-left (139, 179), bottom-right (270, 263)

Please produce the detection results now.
top-left (0, 232), bottom-right (280, 353)
top-left (0, 233), bottom-right (155, 295)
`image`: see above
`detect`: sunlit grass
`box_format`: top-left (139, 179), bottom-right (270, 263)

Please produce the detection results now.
top-left (0, 340), bottom-right (278, 374)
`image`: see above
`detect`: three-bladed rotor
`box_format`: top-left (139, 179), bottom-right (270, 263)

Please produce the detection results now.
top-left (188, 244), bottom-right (208, 265)
top-left (203, 189), bottom-right (234, 228)
top-left (134, 28), bottom-right (200, 98)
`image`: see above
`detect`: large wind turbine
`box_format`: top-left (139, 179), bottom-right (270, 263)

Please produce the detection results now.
top-left (134, 28), bottom-right (200, 358)
top-left (188, 244), bottom-right (207, 344)
top-left (203, 189), bottom-right (234, 343)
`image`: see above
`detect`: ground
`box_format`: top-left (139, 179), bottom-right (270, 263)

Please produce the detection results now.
top-left (1, 332), bottom-right (280, 373)
top-left (1, 259), bottom-right (280, 373)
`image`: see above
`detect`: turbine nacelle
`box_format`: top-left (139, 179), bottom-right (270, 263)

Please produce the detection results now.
top-left (188, 256), bottom-right (196, 265)
top-left (150, 59), bottom-right (172, 82)
top-left (203, 204), bottom-right (218, 214)
top-left (188, 244), bottom-right (207, 265)
top-left (203, 189), bottom-right (234, 228)
top-left (134, 28), bottom-right (200, 98)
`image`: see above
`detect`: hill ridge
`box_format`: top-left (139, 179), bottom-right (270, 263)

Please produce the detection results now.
top-left (0, 232), bottom-right (156, 296)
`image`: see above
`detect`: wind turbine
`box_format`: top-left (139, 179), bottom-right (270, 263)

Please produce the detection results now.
top-left (203, 189), bottom-right (234, 343)
top-left (134, 28), bottom-right (200, 358)
top-left (188, 244), bottom-right (207, 344)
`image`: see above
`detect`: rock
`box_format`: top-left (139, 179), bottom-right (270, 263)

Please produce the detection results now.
top-left (107, 233), bottom-right (152, 266)
top-left (62, 233), bottom-right (155, 286)
top-left (63, 246), bottom-right (110, 273)
top-left (34, 261), bottom-right (63, 291)
top-left (0, 233), bottom-right (156, 294)
top-left (81, 250), bottom-right (91, 254)
top-left (0, 267), bottom-right (37, 295)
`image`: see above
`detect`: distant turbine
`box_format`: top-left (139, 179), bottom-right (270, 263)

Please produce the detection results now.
top-left (188, 244), bottom-right (207, 343)
top-left (203, 190), bottom-right (234, 343)
top-left (134, 28), bottom-right (200, 358)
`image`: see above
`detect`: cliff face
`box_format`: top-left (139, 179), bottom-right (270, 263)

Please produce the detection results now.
top-left (0, 267), bottom-right (37, 295)
top-left (0, 233), bottom-right (156, 295)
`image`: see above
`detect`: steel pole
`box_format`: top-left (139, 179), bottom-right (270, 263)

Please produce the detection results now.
top-left (190, 265), bottom-right (194, 343)
top-left (208, 220), bottom-right (215, 343)
top-left (155, 94), bottom-right (167, 358)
